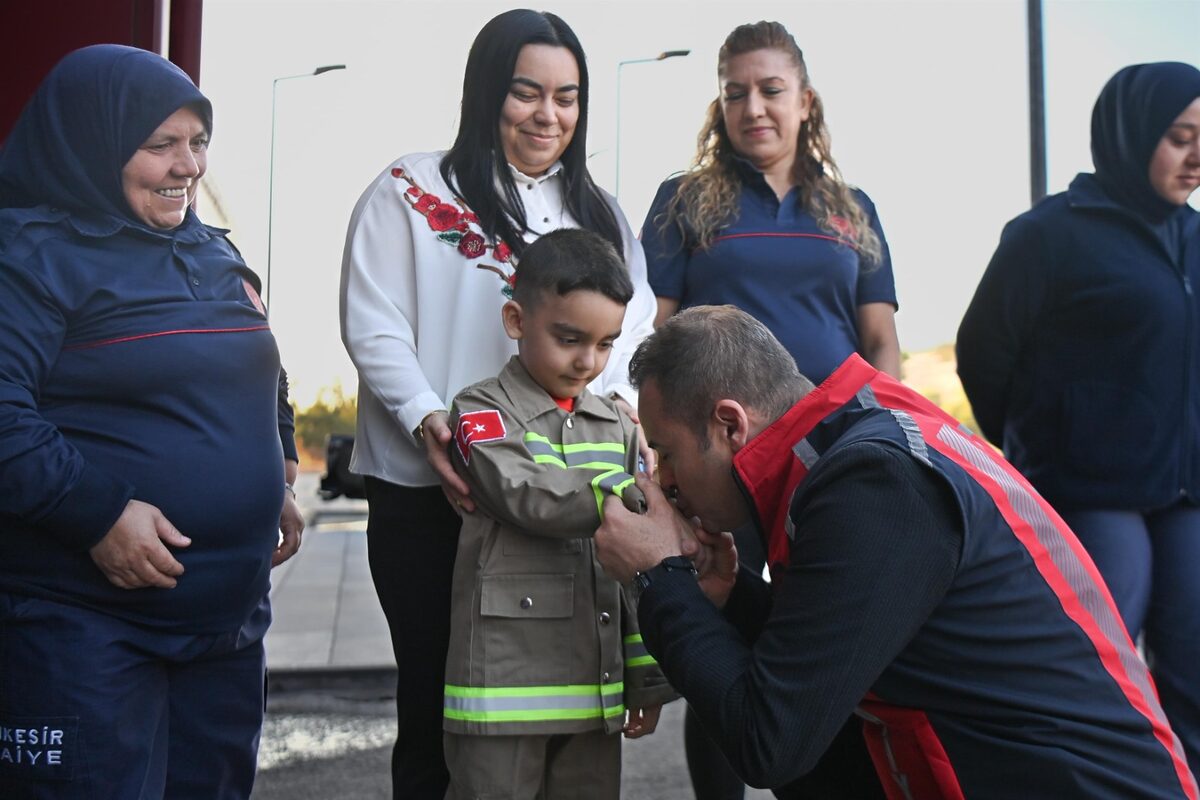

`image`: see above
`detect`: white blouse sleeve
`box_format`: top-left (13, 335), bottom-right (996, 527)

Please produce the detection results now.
top-left (339, 168), bottom-right (445, 441)
top-left (595, 197), bottom-right (656, 407)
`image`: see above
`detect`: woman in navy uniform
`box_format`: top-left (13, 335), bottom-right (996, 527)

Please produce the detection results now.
top-left (958, 61), bottom-right (1200, 771)
top-left (0, 45), bottom-right (302, 799)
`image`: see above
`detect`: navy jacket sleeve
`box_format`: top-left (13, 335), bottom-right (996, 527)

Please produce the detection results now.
top-left (0, 254), bottom-right (134, 550)
top-left (277, 366), bottom-right (299, 463)
top-left (637, 443), bottom-right (962, 789)
top-left (640, 177), bottom-right (690, 300)
top-left (956, 214), bottom-right (1052, 445)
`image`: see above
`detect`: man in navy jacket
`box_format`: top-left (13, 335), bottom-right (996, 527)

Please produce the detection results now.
top-left (595, 305), bottom-right (1197, 799)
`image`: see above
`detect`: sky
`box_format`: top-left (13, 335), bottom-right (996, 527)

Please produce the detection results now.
top-left (197, 0), bottom-right (1199, 407)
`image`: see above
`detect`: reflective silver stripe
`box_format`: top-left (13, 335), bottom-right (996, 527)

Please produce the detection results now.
top-left (856, 384), bottom-right (881, 410)
top-left (935, 424), bottom-right (1185, 768)
top-left (888, 409), bottom-right (932, 467)
top-left (566, 450), bottom-right (626, 467)
top-left (792, 438), bottom-right (820, 469)
top-left (623, 636), bottom-right (655, 667)
top-left (596, 470), bottom-right (635, 494)
top-left (524, 438), bottom-right (567, 467)
top-left (524, 434), bottom-right (625, 468)
top-left (854, 708), bottom-right (915, 800)
top-left (445, 693), bottom-right (620, 713)
top-left (444, 683), bottom-right (625, 723)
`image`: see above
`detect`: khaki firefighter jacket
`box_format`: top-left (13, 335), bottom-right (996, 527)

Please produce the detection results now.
top-left (444, 357), bottom-right (676, 736)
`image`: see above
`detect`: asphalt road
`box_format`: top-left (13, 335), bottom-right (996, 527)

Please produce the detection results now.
top-left (251, 685), bottom-right (772, 800)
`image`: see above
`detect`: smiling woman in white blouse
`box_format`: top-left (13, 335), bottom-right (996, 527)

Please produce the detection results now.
top-left (338, 9), bottom-right (655, 799)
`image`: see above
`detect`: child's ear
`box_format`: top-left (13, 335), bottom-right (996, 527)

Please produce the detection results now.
top-left (501, 300), bottom-right (524, 341)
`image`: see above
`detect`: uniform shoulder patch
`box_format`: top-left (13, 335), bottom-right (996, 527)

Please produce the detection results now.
top-left (455, 409), bottom-right (507, 464)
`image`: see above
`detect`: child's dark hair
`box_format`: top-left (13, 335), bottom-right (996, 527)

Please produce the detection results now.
top-left (512, 229), bottom-right (634, 308)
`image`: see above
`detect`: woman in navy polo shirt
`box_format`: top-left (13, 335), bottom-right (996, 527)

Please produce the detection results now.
top-left (642, 21), bottom-right (899, 387)
top-left (640, 19), bottom-right (896, 800)
top-left (957, 61), bottom-right (1200, 772)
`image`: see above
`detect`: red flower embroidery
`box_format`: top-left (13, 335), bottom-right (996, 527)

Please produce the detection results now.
top-left (428, 204), bottom-right (462, 232)
top-left (414, 194), bottom-right (441, 214)
top-left (458, 232), bottom-right (486, 258)
top-left (397, 170), bottom-right (518, 296)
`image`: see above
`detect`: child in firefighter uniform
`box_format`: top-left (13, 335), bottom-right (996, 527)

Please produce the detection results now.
top-left (443, 230), bottom-right (675, 799)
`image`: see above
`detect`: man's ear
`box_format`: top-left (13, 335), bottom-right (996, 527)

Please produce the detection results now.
top-left (712, 399), bottom-right (752, 452)
top-left (501, 300), bottom-right (524, 341)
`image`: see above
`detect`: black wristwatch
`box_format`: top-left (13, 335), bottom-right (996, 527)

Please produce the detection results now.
top-left (632, 555), bottom-right (698, 598)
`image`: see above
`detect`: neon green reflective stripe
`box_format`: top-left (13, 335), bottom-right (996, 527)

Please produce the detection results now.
top-left (524, 432), bottom-right (565, 453)
top-left (592, 468), bottom-right (636, 517)
top-left (531, 453), bottom-right (568, 468)
top-left (525, 432), bottom-right (625, 454)
top-left (623, 633), bottom-right (657, 667)
top-left (445, 683), bottom-right (623, 698)
top-left (444, 683), bottom-right (625, 723)
top-left (445, 706), bottom-right (626, 722)
top-left (524, 433), bottom-right (626, 468)
top-left (569, 460), bottom-right (626, 471)
top-left (598, 471), bottom-right (634, 495)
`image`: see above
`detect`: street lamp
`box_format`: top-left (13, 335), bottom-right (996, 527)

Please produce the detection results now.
top-left (615, 50), bottom-right (690, 200)
top-left (267, 64), bottom-right (346, 309)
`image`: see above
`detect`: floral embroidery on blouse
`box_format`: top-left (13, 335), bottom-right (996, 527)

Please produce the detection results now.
top-left (392, 167), bottom-right (517, 298)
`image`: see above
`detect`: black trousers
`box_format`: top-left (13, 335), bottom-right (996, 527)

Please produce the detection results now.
top-left (364, 478), bottom-right (461, 800)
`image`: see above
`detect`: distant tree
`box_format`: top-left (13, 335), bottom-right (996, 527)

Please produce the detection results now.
top-left (900, 347), bottom-right (980, 436)
top-left (294, 384), bottom-right (357, 459)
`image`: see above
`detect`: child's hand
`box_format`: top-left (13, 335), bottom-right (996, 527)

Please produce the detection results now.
top-left (623, 704), bottom-right (662, 739)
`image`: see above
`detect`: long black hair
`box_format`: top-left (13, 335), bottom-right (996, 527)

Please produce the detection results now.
top-left (439, 9), bottom-right (622, 258)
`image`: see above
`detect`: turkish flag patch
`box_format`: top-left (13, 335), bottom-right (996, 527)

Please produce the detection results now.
top-left (455, 409), bottom-right (507, 464)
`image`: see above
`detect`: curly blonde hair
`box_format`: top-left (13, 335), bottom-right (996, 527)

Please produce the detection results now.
top-left (660, 21), bottom-right (882, 264)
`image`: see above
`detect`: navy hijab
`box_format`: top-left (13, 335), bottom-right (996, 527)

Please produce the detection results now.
top-left (1091, 61), bottom-right (1200, 224)
top-left (0, 44), bottom-right (213, 228)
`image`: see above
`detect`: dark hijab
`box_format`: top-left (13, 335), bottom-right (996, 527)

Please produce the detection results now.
top-left (1091, 61), bottom-right (1200, 224)
top-left (0, 44), bottom-right (212, 227)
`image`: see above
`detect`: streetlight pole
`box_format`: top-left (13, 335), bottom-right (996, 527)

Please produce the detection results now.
top-left (615, 50), bottom-right (689, 201)
top-left (267, 64), bottom-right (346, 309)
top-left (1026, 0), bottom-right (1046, 207)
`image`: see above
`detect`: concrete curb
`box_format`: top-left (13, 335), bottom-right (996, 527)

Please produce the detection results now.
top-left (267, 665), bottom-right (397, 695)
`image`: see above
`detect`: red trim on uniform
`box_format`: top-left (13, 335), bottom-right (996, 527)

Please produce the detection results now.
top-left (859, 697), bottom-right (966, 800)
top-left (711, 231), bottom-right (857, 249)
top-left (734, 355), bottom-right (880, 567)
top-left (552, 396), bottom-right (575, 412)
top-left (63, 325), bottom-right (272, 351)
